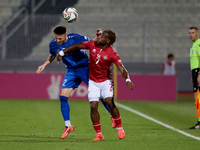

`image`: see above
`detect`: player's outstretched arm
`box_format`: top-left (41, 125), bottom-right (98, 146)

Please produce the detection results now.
top-left (57, 42), bottom-right (83, 63)
top-left (36, 55), bottom-right (56, 74)
top-left (117, 64), bottom-right (134, 90)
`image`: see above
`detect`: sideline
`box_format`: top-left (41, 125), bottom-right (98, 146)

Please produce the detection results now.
top-left (116, 103), bottom-right (200, 141)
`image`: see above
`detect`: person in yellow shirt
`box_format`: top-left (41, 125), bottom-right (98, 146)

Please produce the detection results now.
top-left (189, 27), bottom-right (200, 129)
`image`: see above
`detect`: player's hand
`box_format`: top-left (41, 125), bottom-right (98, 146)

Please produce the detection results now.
top-left (96, 28), bottom-right (102, 37)
top-left (36, 65), bottom-right (45, 74)
top-left (126, 81), bottom-right (134, 90)
top-left (57, 54), bottom-right (62, 63)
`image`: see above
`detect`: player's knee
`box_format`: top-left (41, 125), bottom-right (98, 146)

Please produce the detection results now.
top-left (111, 97), bottom-right (116, 108)
top-left (105, 97), bottom-right (116, 108)
top-left (90, 102), bottom-right (98, 113)
top-left (60, 95), bottom-right (69, 108)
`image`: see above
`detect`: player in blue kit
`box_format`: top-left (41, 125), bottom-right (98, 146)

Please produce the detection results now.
top-left (36, 25), bottom-right (115, 139)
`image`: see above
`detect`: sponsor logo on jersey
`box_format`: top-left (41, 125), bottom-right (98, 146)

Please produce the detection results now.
top-left (92, 49), bottom-right (96, 53)
top-left (190, 49), bottom-right (193, 55)
top-left (68, 36), bottom-right (74, 38)
top-left (57, 49), bottom-right (60, 52)
top-left (103, 55), bottom-right (108, 60)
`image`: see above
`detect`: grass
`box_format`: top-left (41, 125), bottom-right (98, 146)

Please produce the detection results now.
top-left (0, 96), bottom-right (200, 150)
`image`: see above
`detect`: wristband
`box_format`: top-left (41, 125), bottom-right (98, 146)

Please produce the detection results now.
top-left (126, 78), bottom-right (131, 82)
top-left (59, 50), bottom-right (65, 56)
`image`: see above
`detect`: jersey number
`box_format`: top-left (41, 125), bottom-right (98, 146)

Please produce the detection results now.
top-left (109, 83), bottom-right (113, 92)
top-left (62, 79), bottom-right (67, 86)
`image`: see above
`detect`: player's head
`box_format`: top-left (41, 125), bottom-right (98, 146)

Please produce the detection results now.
top-left (189, 27), bottom-right (199, 42)
top-left (53, 25), bottom-right (67, 45)
top-left (97, 30), bottom-right (116, 46)
top-left (167, 53), bottom-right (174, 62)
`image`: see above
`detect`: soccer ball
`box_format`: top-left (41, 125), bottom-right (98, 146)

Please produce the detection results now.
top-left (62, 7), bottom-right (78, 23)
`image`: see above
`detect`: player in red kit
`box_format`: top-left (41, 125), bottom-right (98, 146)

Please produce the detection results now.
top-left (57, 29), bottom-right (134, 141)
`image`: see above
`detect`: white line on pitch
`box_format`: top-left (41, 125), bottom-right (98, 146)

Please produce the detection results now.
top-left (116, 102), bottom-right (200, 141)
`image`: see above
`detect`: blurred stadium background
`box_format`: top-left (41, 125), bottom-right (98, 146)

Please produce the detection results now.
top-left (0, 0), bottom-right (199, 92)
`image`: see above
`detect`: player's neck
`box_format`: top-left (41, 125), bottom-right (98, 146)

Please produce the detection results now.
top-left (100, 44), bottom-right (110, 49)
top-left (193, 38), bottom-right (199, 43)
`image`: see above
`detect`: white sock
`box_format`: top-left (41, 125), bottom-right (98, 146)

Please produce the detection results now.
top-left (65, 120), bottom-right (71, 127)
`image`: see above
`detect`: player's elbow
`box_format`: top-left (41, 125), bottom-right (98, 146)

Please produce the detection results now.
top-left (68, 43), bottom-right (83, 52)
top-left (75, 43), bottom-right (83, 49)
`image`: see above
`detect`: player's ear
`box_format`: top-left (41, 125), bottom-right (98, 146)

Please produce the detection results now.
top-left (107, 39), bottom-right (111, 44)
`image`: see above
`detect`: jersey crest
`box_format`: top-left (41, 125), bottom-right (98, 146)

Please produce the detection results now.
top-left (103, 55), bottom-right (108, 60)
top-left (92, 49), bottom-right (96, 53)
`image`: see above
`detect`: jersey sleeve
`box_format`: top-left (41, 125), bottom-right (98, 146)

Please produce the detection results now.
top-left (113, 52), bottom-right (123, 66)
top-left (197, 43), bottom-right (200, 56)
top-left (82, 41), bottom-right (92, 49)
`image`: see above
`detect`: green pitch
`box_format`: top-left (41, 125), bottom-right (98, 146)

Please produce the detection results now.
top-left (0, 96), bottom-right (200, 150)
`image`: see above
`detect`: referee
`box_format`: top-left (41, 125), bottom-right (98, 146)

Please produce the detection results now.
top-left (189, 26), bottom-right (200, 129)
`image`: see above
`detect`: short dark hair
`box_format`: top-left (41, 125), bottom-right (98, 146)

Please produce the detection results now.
top-left (189, 27), bottom-right (198, 31)
top-left (53, 25), bottom-right (67, 35)
top-left (104, 29), bottom-right (116, 45)
top-left (168, 53), bottom-right (174, 59)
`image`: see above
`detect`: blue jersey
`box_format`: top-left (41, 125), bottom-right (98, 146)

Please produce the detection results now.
top-left (49, 33), bottom-right (90, 68)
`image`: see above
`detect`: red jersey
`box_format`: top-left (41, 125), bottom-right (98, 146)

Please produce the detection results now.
top-left (82, 40), bottom-right (122, 82)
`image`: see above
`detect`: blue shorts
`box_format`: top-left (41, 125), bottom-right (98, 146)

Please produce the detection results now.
top-left (61, 66), bottom-right (89, 89)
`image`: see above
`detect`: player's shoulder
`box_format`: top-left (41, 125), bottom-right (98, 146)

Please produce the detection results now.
top-left (196, 39), bottom-right (200, 45)
top-left (67, 33), bottom-right (84, 39)
top-left (68, 33), bottom-right (81, 37)
top-left (108, 46), bottom-right (114, 50)
top-left (68, 33), bottom-right (89, 41)
top-left (108, 46), bottom-right (118, 54)
top-left (49, 38), bottom-right (56, 44)
top-left (84, 40), bottom-right (96, 45)
top-left (49, 39), bottom-right (59, 47)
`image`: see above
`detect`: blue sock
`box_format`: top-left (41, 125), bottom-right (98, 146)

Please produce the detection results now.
top-left (100, 98), bottom-right (110, 113)
top-left (60, 95), bottom-right (70, 121)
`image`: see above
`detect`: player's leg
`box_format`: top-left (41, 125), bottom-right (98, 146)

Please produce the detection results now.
top-left (90, 101), bottom-right (104, 141)
top-left (60, 88), bottom-right (75, 139)
top-left (100, 98), bottom-right (110, 113)
top-left (102, 80), bottom-right (125, 139)
top-left (190, 68), bottom-right (200, 129)
top-left (88, 80), bottom-right (104, 141)
top-left (60, 71), bottom-right (80, 138)
top-left (100, 98), bottom-right (116, 128)
top-left (78, 66), bottom-right (114, 125)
